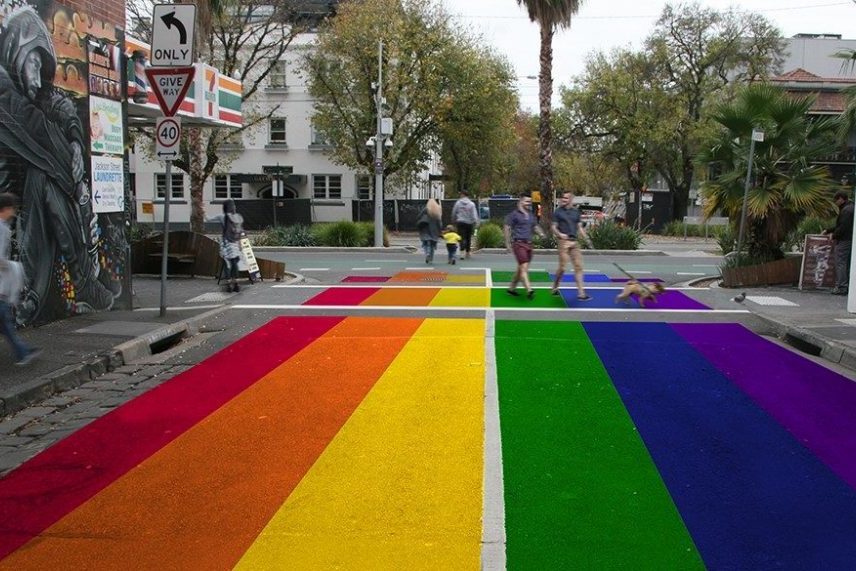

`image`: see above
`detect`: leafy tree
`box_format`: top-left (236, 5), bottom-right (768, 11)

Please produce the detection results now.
top-left (646, 2), bottom-right (784, 220)
top-left (697, 83), bottom-right (838, 260)
top-left (504, 113), bottom-right (541, 196)
top-left (305, 0), bottom-right (464, 190)
top-left (436, 44), bottom-right (518, 197)
top-left (515, 0), bottom-right (583, 226)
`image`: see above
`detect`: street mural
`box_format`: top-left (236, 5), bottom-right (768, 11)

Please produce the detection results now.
top-left (0, 1), bottom-right (129, 325)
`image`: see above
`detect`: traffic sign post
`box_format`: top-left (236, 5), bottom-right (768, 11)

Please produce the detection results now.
top-left (151, 4), bottom-right (196, 67)
top-left (148, 4), bottom-right (197, 316)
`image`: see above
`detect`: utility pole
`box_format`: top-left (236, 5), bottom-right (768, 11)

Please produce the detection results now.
top-left (736, 129), bottom-right (764, 257)
top-left (373, 40), bottom-right (384, 248)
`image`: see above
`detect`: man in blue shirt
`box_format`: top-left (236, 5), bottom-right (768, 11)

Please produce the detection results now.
top-left (503, 194), bottom-right (545, 299)
top-left (552, 191), bottom-right (592, 300)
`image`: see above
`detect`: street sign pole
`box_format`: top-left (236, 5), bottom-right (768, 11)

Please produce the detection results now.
top-left (160, 159), bottom-right (172, 317)
top-left (737, 129), bottom-right (764, 258)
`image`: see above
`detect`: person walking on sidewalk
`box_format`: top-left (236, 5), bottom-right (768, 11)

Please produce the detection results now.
top-left (452, 190), bottom-right (479, 259)
top-left (442, 225), bottom-right (462, 264)
top-left (0, 193), bottom-right (40, 365)
top-left (214, 199), bottom-right (245, 293)
top-left (417, 198), bottom-right (442, 264)
top-left (824, 190), bottom-right (854, 295)
top-left (504, 194), bottom-right (545, 299)
top-left (551, 190), bottom-right (593, 301)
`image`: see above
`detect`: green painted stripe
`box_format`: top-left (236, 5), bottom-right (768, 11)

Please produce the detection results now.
top-left (496, 320), bottom-right (703, 569)
top-left (490, 287), bottom-right (566, 309)
top-left (492, 270), bottom-right (552, 283)
top-left (219, 90), bottom-right (242, 111)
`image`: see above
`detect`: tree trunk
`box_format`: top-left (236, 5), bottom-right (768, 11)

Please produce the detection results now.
top-left (188, 127), bottom-right (206, 233)
top-left (538, 23), bottom-right (555, 228)
top-left (670, 186), bottom-right (689, 224)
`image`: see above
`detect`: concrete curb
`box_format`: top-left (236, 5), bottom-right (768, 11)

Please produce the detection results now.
top-left (752, 313), bottom-right (856, 373)
top-left (252, 246), bottom-right (415, 253)
top-left (478, 248), bottom-right (667, 256)
top-left (0, 306), bottom-right (228, 418)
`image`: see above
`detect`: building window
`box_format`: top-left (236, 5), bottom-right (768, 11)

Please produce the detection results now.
top-left (155, 173), bottom-right (184, 199)
top-left (214, 175), bottom-right (242, 200)
top-left (313, 174), bottom-right (342, 199)
top-left (269, 61), bottom-right (287, 88)
top-left (269, 118), bottom-right (286, 144)
top-left (356, 174), bottom-right (371, 200)
top-left (310, 124), bottom-right (329, 146)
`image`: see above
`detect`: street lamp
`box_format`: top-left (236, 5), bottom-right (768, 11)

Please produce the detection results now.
top-left (369, 41), bottom-right (394, 248)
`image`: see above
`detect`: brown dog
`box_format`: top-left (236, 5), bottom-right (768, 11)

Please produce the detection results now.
top-left (615, 280), bottom-right (665, 307)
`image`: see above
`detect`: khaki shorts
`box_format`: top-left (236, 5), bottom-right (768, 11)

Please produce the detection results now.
top-left (558, 239), bottom-right (584, 273)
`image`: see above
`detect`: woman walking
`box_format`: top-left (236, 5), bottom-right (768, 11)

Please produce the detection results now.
top-left (416, 198), bottom-right (442, 264)
top-left (216, 199), bottom-right (244, 292)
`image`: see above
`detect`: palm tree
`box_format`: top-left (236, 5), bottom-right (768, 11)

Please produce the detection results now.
top-left (515, 0), bottom-right (583, 226)
top-left (698, 83), bottom-right (839, 261)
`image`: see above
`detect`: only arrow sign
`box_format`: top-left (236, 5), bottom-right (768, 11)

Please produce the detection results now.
top-left (161, 11), bottom-right (188, 44)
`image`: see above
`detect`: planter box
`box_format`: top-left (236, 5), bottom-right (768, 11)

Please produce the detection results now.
top-left (721, 256), bottom-right (801, 288)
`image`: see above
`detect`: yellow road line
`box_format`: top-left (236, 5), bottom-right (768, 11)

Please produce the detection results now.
top-left (235, 318), bottom-right (485, 570)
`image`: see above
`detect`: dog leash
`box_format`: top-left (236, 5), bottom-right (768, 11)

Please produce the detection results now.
top-left (613, 262), bottom-right (654, 297)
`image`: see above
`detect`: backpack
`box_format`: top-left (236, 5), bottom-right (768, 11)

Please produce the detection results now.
top-left (223, 213), bottom-right (243, 242)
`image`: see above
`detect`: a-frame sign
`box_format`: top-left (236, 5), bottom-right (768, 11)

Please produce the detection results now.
top-left (145, 66), bottom-right (196, 117)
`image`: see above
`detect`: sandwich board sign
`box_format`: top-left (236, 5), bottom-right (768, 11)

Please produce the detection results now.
top-left (145, 66), bottom-right (195, 117)
top-left (150, 4), bottom-right (197, 67)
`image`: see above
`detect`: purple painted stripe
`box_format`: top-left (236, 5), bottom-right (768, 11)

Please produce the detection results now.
top-left (672, 323), bottom-right (856, 491)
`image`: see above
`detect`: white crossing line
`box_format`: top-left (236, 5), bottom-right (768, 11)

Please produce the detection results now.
top-left (624, 270), bottom-right (652, 274)
top-left (676, 272), bottom-right (706, 276)
top-left (485, 268), bottom-right (493, 288)
top-left (271, 284), bottom-right (711, 290)
top-left (481, 309), bottom-right (506, 568)
top-left (232, 304), bottom-right (750, 314)
top-left (298, 268), bottom-right (329, 272)
top-left (351, 267), bottom-right (381, 271)
top-left (364, 259), bottom-right (407, 262)
top-left (745, 296), bottom-right (799, 307)
top-left (405, 267), bottom-right (438, 271)
top-left (693, 264), bottom-right (719, 268)
top-left (836, 318), bottom-right (856, 327)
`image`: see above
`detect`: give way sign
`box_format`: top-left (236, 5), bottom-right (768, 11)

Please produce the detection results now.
top-left (156, 116), bottom-right (181, 161)
top-left (145, 66), bottom-right (196, 117)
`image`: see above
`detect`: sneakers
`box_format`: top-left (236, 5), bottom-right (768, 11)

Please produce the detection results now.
top-left (577, 294), bottom-right (593, 301)
top-left (551, 289), bottom-right (561, 296)
top-left (527, 289), bottom-right (535, 300)
top-left (232, 283), bottom-right (240, 293)
top-left (16, 348), bottom-right (42, 366)
top-left (506, 289), bottom-right (520, 297)
top-left (451, 259), bottom-right (456, 265)
top-left (831, 288), bottom-right (848, 296)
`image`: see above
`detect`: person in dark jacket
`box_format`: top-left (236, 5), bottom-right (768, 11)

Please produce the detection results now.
top-left (416, 198), bottom-right (442, 264)
top-left (824, 190), bottom-right (854, 295)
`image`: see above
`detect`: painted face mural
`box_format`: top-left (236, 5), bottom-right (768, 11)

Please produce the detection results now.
top-left (0, 4), bottom-right (129, 325)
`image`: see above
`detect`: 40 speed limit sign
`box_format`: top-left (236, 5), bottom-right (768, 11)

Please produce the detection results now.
top-left (156, 116), bottom-right (181, 161)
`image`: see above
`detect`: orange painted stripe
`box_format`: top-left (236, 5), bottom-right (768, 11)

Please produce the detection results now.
top-left (362, 288), bottom-right (440, 306)
top-left (219, 76), bottom-right (242, 92)
top-left (2, 317), bottom-right (423, 570)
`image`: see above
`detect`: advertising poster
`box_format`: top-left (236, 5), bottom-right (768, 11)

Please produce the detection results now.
top-left (799, 234), bottom-right (836, 289)
top-left (90, 96), bottom-right (124, 155)
top-left (91, 156), bottom-right (125, 213)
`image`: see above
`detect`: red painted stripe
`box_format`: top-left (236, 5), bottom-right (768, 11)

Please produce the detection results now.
top-left (0, 316), bottom-right (343, 560)
top-left (219, 110), bottom-right (242, 124)
top-left (303, 287), bottom-right (379, 306)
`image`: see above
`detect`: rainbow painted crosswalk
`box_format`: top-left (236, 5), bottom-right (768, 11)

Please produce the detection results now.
top-left (0, 316), bottom-right (854, 569)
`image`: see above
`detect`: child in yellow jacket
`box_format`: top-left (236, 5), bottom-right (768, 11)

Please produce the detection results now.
top-left (442, 225), bottom-right (462, 265)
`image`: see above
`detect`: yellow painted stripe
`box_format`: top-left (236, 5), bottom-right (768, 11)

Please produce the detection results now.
top-left (235, 318), bottom-right (485, 570)
top-left (445, 274), bottom-right (484, 284)
top-left (429, 287), bottom-right (489, 307)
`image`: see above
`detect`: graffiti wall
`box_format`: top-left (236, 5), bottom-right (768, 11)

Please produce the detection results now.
top-left (0, 0), bottom-right (130, 325)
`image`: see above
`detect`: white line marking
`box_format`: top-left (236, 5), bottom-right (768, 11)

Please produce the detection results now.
top-left (405, 267), bottom-right (438, 271)
top-left (481, 309), bottom-right (506, 569)
top-left (676, 272), bottom-right (706, 276)
top-left (364, 259), bottom-right (406, 262)
top-left (624, 270), bottom-right (652, 274)
top-left (351, 267), bottom-right (381, 271)
top-left (693, 264), bottom-right (719, 267)
top-left (135, 304), bottom-right (223, 312)
top-left (485, 268), bottom-right (493, 288)
top-left (298, 268), bottom-right (329, 272)
top-left (232, 304), bottom-right (749, 314)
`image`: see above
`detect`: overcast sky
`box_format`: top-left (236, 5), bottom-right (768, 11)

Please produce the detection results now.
top-left (439, 0), bottom-right (856, 111)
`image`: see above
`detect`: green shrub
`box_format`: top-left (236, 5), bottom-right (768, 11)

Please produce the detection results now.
top-left (587, 222), bottom-right (642, 250)
top-left (315, 221), bottom-right (363, 247)
top-left (533, 232), bottom-right (557, 249)
top-left (354, 221), bottom-right (390, 247)
top-left (250, 225), bottom-right (319, 247)
top-left (716, 225), bottom-right (736, 255)
top-left (475, 222), bottom-right (504, 249)
top-left (129, 223), bottom-right (153, 242)
top-left (784, 216), bottom-right (834, 252)
top-left (661, 220), bottom-right (706, 237)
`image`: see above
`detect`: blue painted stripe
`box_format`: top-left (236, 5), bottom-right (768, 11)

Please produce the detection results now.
top-left (584, 322), bottom-right (856, 570)
top-left (549, 272), bottom-right (612, 283)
